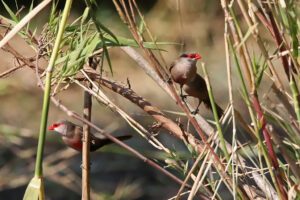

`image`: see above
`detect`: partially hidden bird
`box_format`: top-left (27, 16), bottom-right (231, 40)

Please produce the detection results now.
top-left (183, 74), bottom-right (223, 117)
top-left (170, 52), bottom-right (223, 117)
top-left (49, 119), bottom-right (132, 152)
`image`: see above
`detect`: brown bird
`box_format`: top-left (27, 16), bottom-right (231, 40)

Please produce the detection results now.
top-left (49, 120), bottom-right (132, 152)
top-left (183, 74), bottom-right (223, 117)
top-left (169, 52), bottom-right (201, 97)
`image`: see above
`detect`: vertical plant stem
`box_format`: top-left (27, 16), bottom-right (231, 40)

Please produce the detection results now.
top-left (82, 75), bottom-right (91, 200)
top-left (201, 63), bottom-right (230, 165)
top-left (82, 58), bottom-right (98, 200)
top-left (34, 0), bottom-right (73, 178)
top-left (82, 92), bottom-right (91, 200)
top-left (228, 37), bottom-right (286, 200)
top-left (224, 25), bottom-right (240, 199)
top-left (252, 94), bottom-right (287, 200)
top-left (221, 1), bottom-right (288, 198)
top-left (227, 6), bottom-right (252, 92)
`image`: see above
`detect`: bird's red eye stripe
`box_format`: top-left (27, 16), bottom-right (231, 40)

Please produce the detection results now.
top-left (49, 123), bottom-right (63, 130)
top-left (187, 54), bottom-right (201, 60)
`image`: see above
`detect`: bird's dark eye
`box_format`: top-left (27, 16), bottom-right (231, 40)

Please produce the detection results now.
top-left (186, 53), bottom-right (201, 60)
top-left (55, 123), bottom-right (63, 127)
top-left (180, 53), bottom-right (188, 58)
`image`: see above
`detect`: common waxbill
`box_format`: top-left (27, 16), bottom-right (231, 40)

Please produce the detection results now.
top-left (169, 52), bottom-right (201, 97)
top-left (183, 74), bottom-right (223, 117)
top-left (49, 120), bottom-right (132, 152)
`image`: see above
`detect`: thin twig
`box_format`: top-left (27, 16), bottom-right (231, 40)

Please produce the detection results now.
top-left (0, 63), bottom-right (26, 78)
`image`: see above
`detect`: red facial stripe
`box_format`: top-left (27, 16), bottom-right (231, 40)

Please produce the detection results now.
top-left (187, 54), bottom-right (201, 60)
top-left (49, 123), bottom-right (63, 130)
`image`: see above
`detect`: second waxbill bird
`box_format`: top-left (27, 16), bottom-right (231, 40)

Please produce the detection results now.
top-left (183, 74), bottom-right (223, 117)
top-left (169, 52), bottom-right (201, 97)
top-left (49, 120), bottom-right (132, 152)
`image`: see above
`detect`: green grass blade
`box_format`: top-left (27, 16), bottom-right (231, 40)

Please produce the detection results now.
top-left (236, 23), bottom-right (257, 50)
top-left (23, 177), bottom-right (44, 200)
top-left (1, 0), bottom-right (19, 22)
top-left (96, 20), bottom-right (118, 43)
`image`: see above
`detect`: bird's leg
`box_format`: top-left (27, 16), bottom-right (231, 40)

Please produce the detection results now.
top-left (180, 84), bottom-right (188, 101)
top-left (191, 99), bottom-right (201, 115)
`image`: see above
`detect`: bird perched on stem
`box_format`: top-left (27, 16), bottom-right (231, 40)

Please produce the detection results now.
top-left (169, 52), bottom-right (201, 98)
top-left (169, 52), bottom-right (223, 117)
top-left (49, 120), bottom-right (132, 152)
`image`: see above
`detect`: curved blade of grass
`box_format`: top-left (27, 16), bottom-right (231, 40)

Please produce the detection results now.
top-left (1, 0), bottom-right (19, 22)
top-left (255, 61), bottom-right (267, 88)
top-left (0, 15), bottom-right (17, 26)
top-left (104, 34), bottom-right (179, 49)
top-left (26, 1), bottom-right (34, 31)
top-left (96, 20), bottom-right (118, 43)
top-left (236, 23), bottom-right (257, 50)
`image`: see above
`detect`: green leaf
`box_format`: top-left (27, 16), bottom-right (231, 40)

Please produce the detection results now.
top-left (96, 20), bottom-right (118, 43)
top-left (255, 61), bottom-right (267, 88)
top-left (288, 15), bottom-right (299, 59)
top-left (99, 30), bottom-right (113, 75)
top-left (1, 0), bottom-right (18, 22)
top-left (138, 20), bottom-right (145, 34)
top-left (26, 0), bottom-right (35, 31)
top-left (103, 34), bottom-right (179, 50)
top-left (236, 23), bottom-right (258, 50)
top-left (31, 28), bottom-right (37, 39)
top-left (183, 161), bottom-right (189, 175)
top-left (0, 15), bottom-right (17, 26)
top-left (54, 33), bottom-right (99, 78)
top-left (251, 52), bottom-right (258, 74)
top-left (278, 6), bottom-right (289, 28)
top-left (23, 177), bottom-right (42, 200)
top-left (81, 7), bottom-right (90, 24)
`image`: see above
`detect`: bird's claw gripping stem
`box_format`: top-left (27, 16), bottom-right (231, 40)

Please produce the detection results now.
top-left (191, 108), bottom-right (199, 115)
top-left (181, 94), bottom-right (188, 101)
top-left (167, 77), bottom-right (173, 84)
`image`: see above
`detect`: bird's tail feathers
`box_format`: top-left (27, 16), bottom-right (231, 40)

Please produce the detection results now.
top-left (203, 100), bottom-right (223, 118)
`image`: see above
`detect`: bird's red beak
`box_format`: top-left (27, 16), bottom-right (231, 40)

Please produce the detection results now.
top-left (195, 54), bottom-right (201, 60)
top-left (49, 124), bottom-right (55, 130)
